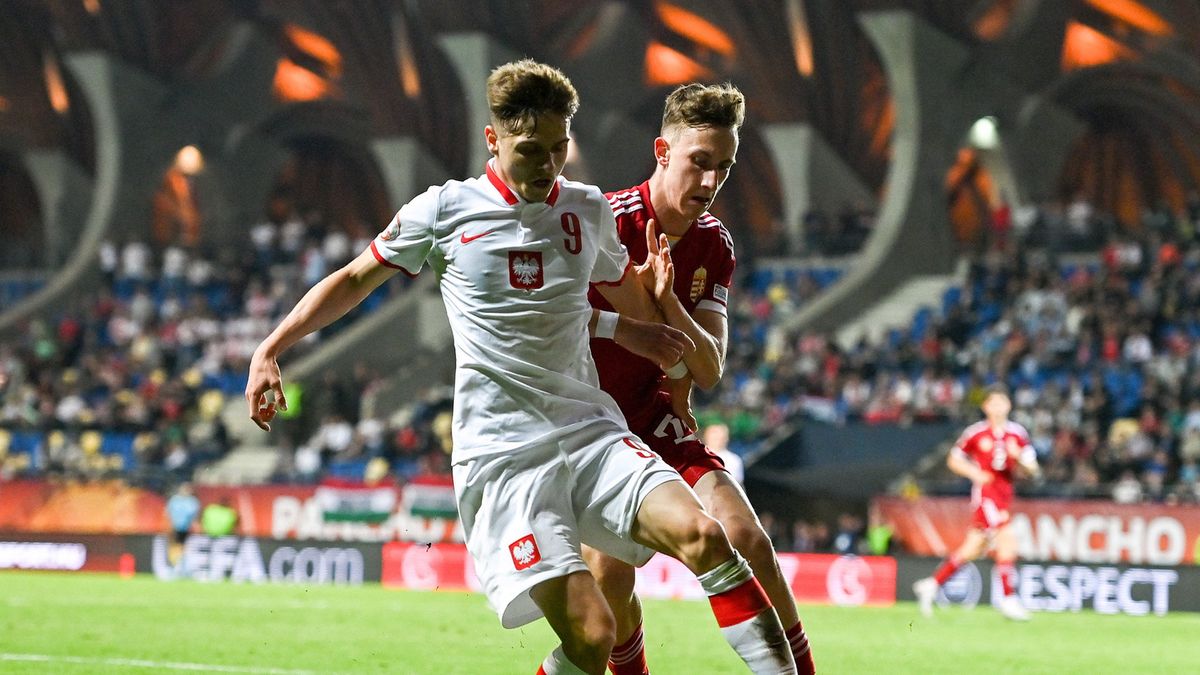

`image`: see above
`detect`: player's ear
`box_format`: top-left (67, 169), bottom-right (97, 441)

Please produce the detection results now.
top-left (654, 137), bottom-right (670, 167)
top-left (485, 125), bottom-right (500, 157)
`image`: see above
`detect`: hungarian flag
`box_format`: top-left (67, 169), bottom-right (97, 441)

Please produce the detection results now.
top-left (403, 474), bottom-right (458, 520)
top-left (315, 478), bottom-right (398, 523)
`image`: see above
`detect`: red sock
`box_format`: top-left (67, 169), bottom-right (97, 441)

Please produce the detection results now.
top-left (932, 555), bottom-right (962, 585)
top-left (708, 577), bottom-right (772, 627)
top-left (608, 622), bottom-right (648, 675)
top-left (997, 561), bottom-right (1016, 597)
top-left (536, 667), bottom-right (545, 675)
top-left (786, 621), bottom-right (815, 675)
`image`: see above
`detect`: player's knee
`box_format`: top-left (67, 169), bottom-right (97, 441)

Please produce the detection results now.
top-left (677, 513), bottom-right (733, 571)
top-left (725, 517), bottom-right (774, 569)
top-left (564, 610), bottom-right (616, 669)
top-left (592, 559), bottom-right (636, 605)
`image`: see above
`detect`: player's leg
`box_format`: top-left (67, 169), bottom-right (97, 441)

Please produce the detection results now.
top-left (575, 434), bottom-right (794, 673)
top-left (581, 545), bottom-right (646, 675)
top-left (454, 452), bottom-right (610, 674)
top-left (632, 480), bottom-right (795, 673)
top-left (693, 469), bottom-right (814, 674)
top-left (991, 522), bottom-right (1029, 621)
top-left (529, 571), bottom-right (618, 674)
top-left (913, 527), bottom-right (988, 617)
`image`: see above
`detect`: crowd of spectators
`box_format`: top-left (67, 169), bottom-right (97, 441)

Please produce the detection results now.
top-left (0, 208), bottom-right (407, 485)
top-left (697, 195), bottom-right (1200, 503)
top-left (11, 190), bottom-right (1200, 507)
top-left (800, 203), bottom-right (876, 257)
top-left (266, 367), bottom-right (453, 486)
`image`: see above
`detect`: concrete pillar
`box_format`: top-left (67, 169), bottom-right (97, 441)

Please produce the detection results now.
top-left (22, 150), bottom-right (93, 267)
top-left (788, 9), bottom-right (1085, 334)
top-left (436, 33), bottom-right (519, 173)
top-left (761, 123), bottom-right (877, 252)
top-left (370, 137), bottom-right (451, 209)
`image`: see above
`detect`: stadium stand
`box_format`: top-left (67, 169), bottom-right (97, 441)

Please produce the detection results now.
top-left (0, 208), bottom-right (410, 486)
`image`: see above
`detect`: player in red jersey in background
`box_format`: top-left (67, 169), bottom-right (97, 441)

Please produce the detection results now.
top-left (913, 386), bottom-right (1040, 621)
top-left (587, 83), bottom-right (815, 674)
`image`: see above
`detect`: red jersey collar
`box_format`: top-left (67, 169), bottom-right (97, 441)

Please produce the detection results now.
top-left (486, 160), bottom-right (561, 206)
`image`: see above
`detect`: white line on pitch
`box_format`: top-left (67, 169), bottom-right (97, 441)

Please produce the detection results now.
top-left (0, 653), bottom-right (316, 674)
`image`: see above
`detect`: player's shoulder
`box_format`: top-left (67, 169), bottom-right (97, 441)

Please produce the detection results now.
top-left (424, 176), bottom-right (482, 210)
top-left (606, 185), bottom-right (647, 217)
top-left (696, 212), bottom-right (735, 255)
top-left (558, 176), bottom-right (603, 200)
top-left (1005, 420), bottom-right (1031, 439)
top-left (959, 420), bottom-right (989, 440)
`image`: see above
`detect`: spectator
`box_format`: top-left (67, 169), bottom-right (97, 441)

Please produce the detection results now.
top-left (201, 496), bottom-right (239, 537)
top-left (703, 422), bottom-right (744, 484)
top-left (165, 483), bottom-right (200, 574)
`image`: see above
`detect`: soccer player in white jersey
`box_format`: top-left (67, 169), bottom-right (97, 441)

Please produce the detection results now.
top-left (246, 60), bottom-right (794, 674)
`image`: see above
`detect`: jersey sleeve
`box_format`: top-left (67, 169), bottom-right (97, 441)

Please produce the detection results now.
top-left (696, 231), bottom-right (736, 316)
top-left (950, 428), bottom-right (974, 461)
top-left (1012, 424), bottom-right (1037, 464)
top-left (590, 195), bottom-right (632, 285)
top-left (369, 185), bottom-right (439, 276)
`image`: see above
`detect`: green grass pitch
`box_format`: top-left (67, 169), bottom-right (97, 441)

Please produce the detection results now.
top-left (1, 572), bottom-right (1196, 674)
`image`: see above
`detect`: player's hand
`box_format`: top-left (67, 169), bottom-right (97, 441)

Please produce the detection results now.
top-left (614, 315), bottom-right (695, 370)
top-left (634, 219), bottom-right (675, 302)
top-left (664, 375), bottom-right (697, 429)
top-left (975, 471), bottom-right (994, 486)
top-left (246, 347), bottom-right (287, 431)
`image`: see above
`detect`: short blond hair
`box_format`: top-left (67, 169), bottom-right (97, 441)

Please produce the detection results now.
top-left (661, 83), bottom-right (745, 136)
top-left (486, 59), bottom-right (579, 133)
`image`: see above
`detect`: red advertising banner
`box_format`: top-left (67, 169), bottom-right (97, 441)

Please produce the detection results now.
top-left (0, 532), bottom-right (136, 573)
top-left (381, 543), bottom-right (896, 607)
top-left (0, 480), bottom-right (461, 543)
top-left (873, 495), bottom-right (1200, 565)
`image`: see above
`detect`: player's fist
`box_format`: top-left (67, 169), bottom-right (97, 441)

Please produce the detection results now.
top-left (613, 315), bottom-right (695, 370)
top-left (246, 347), bottom-right (287, 432)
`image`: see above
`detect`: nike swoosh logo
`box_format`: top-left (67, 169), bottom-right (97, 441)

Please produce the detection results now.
top-left (460, 230), bottom-right (496, 244)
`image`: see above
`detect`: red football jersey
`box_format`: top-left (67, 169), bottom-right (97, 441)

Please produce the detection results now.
top-left (589, 181), bottom-right (735, 431)
top-left (951, 420), bottom-right (1034, 508)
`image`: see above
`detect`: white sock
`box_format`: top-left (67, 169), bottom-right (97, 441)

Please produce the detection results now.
top-left (539, 645), bottom-right (588, 675)
top-left (697, 553), bottom-right (796, 674)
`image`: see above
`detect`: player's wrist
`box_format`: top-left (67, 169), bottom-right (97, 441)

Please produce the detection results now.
top-left (664, 360), bottom-right (689, 379)
top-left (595, 310), bottom-right (619, 340)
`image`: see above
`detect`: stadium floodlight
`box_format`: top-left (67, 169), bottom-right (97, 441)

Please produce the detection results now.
top-left (969, 116), bottom-right (1000, 150)
top-left (174, 145), bottom-right (205, 176)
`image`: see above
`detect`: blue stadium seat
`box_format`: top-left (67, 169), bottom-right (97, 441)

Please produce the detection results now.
top-left (100, 432), bottom-right (137, 469)
top-left (942, 286), bottom-right (961, 315)
top-left (9, 431), bottom-right (43, 454)
top-left (327, 459), bottom-right (369, 480)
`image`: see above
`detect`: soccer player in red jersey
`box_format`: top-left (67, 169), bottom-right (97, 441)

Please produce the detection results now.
top-left (913, 387), bottom-right (1040, 621)
top-left (587, 83), bottom-right (815, 674)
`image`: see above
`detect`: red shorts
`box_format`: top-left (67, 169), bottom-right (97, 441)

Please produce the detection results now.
top-left (971, 497), bottom-right (1011, 531)
top-left (630, 393), bottom-right (726, 487)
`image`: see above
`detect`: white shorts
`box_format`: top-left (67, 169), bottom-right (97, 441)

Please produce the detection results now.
top-left (453, 427), bottom-right (683, 628)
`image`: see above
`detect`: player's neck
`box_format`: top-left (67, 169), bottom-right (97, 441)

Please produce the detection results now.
top-left (987, 417), bottom-right (1007, 430)
top-left (648, 175), bottom-right (693, 238)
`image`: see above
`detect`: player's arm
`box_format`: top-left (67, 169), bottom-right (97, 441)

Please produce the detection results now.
top-left (1010, 432), bottom-right (1041, 479)
top-left (247, 249), bottom-right (398, 431)
top-left (589, 308), bottom-right (694, 371)
top-left (643, 219), bottom-right (726, 388)
top-left (946, 446), bottom-right (992, 485)
top-left (658, 300), bottom-right (725, 390)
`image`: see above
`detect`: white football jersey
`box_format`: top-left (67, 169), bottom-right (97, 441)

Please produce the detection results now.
top-left (371, 162), bottom-right (633, 463)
